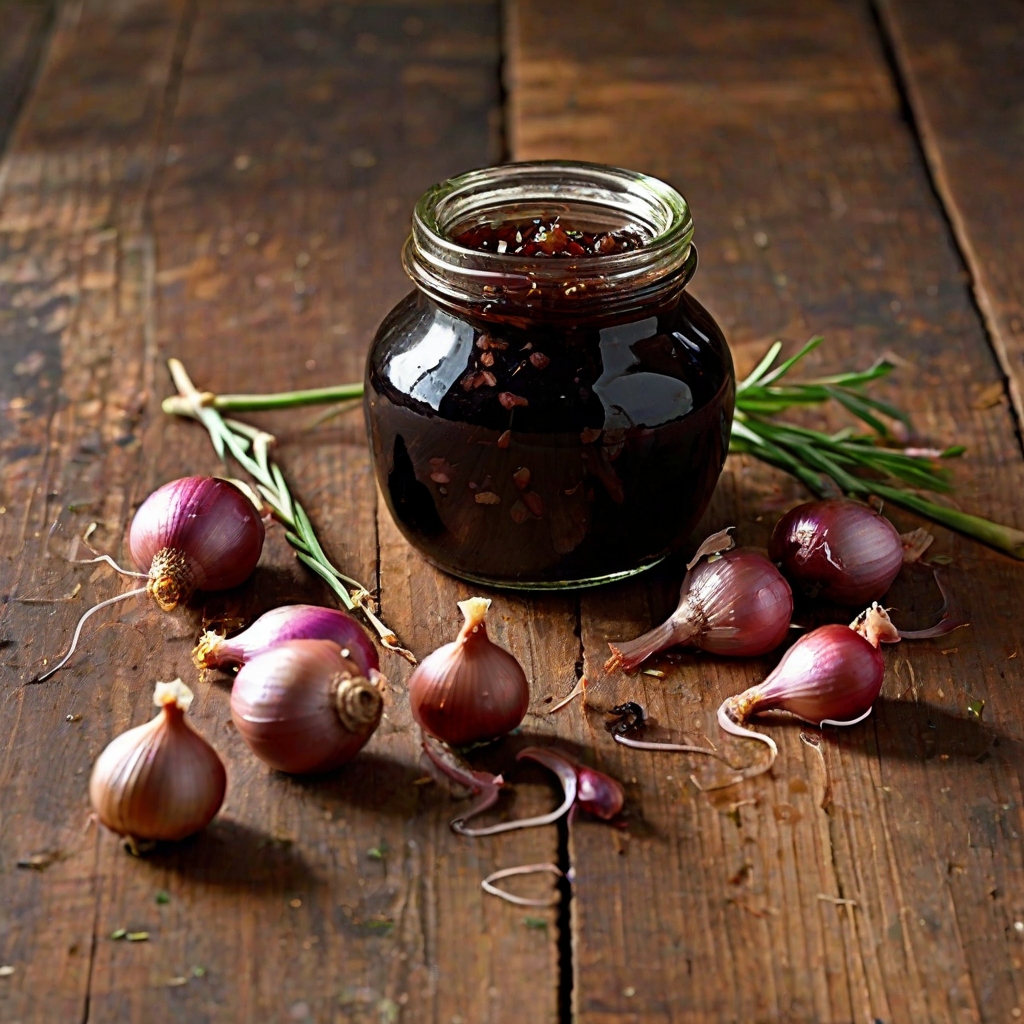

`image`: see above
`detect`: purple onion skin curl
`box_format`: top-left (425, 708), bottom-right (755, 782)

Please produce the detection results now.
top-left (129, 476), bottom-right (265, 611)
top-left (769, 499), bottom-right (903, 607)
top-left (607, 548), bottom-right (793, 672)
top-left (717, 604), bottom-right (901, 781)
top-left (575, 764), bottom-right (625, 820)
top-left (194, 604), bottom-right (378, 675)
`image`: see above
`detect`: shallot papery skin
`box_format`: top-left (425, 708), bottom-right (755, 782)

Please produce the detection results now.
top-left (769, 499), bottom-right (903, 606)
top-left (607, 548), bottom-right (793, 672)
top-left (575, 764), bottom-right (625, 820)
top-left (408, 597), bottom-right (530, 746)
top-left (194, 604), bottom-right (378, 674)
top-left (89, 680), bottom-right (226, 842)
top-left (231, 639), bottom-right (383, 774)
top-left (129, 476), bottom-right (265, 611)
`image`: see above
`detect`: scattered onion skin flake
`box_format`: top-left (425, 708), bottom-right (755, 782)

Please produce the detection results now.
top-left (481, 863), bottom-right (564, 908)
top-left (194, 603), bottom-right (379, 675)
top-left (448, 747), bottom-right (579, 839)
top-left (605, 701), bottom-right (738, 785)
top-left (420, 736), bottom-right (505, 835)
top-left (716, 604), bottom-right (901, 783)
top-left (574, 763), bottom-right (625, 820)
top-left (606, 546), bottom-right (793, 673)
top-left (769, 499), bottom-right (903, 607)
top-left (896, 568), bottom-right (969, 640)
top-left (36, 476), bottom-right (265, 682)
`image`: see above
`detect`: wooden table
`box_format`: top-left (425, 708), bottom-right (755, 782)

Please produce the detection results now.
top-left (2, 2), bottom-right (1023, 1021)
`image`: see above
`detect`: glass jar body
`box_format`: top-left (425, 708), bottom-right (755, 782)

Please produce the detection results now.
top-left (364, 286), bottom-right (735, 589)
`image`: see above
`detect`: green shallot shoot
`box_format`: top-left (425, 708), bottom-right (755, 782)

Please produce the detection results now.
top-left (164, 359), bottom-right (414, 663)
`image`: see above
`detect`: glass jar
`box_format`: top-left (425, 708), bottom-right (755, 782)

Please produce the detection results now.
top-left (364, 161), bottom-right (735, 589)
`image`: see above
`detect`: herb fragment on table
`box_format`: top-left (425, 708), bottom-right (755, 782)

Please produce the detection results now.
top-left (161, 359), bottom-right (413, 662)
top-left (366, 843), bottom-right (388, 861)
top-left (155, 890), bottom-right (170, 905)
top-left (160, 339), bottom-right (1024, 560)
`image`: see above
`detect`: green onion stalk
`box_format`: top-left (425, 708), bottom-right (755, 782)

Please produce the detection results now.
top-left (163, 339), bottom-right (1024, 593)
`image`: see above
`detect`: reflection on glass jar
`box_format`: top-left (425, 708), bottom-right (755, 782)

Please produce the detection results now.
top-left (365, 161), bottom-right (735, 589)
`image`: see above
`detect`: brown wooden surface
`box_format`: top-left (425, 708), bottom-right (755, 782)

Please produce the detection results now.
top-left (878, 0), bottom-right (1024, 437)
top-left (509, 2), bottom-right (1024, 1021)
top-left (3, 1), bottom-right (1024, 1022)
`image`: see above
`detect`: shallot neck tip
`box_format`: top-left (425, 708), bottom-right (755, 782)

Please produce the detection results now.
top-left (154, 679), bottom-right (193, 711)
top-left (850, 603), bottom-right (900, 647)
top-left (457, 596), bottom-right (492, 629)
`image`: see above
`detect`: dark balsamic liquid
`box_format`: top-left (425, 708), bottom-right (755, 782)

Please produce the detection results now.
top-left (365, 288), bottom-right (735, 587)
top-left (452, 218), bottom-right (645, 258)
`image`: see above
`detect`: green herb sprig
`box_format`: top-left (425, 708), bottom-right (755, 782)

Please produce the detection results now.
top-left (731, 337), bottom-right (1024, 559)
top-left (165, 360), bottom-right (415, 662)
top-left (162, 339), bottom-right (1024, 562)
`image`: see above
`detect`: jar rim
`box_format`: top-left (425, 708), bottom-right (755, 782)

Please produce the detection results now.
top-left (403, 160), bottom-right (696, 318)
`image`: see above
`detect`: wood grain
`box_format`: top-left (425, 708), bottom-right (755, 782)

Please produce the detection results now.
top-left (877, 0), bottom-right (1024, 437)
top-left (0, 1), bottom-right (564, 1022)
top-left (508, 1), bottom-right (1024, 1021)
top-left (0, 3), bottom-right (51, 152)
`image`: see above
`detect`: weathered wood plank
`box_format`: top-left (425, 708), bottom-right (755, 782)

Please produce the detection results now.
top-left (0, 3), bottom-right (190, 1022)
top-left (0, 3), bottom-right (50, 152)
top-left (74, 2), bottom-right (563, 1022)
top-left (508, 1), bottom-right (1024, 1021)
top-left (878, 0), bottom-right (1024, 437)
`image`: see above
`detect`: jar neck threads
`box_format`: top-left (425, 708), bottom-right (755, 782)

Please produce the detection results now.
top-left (403, 161), bottom-right (696, 322)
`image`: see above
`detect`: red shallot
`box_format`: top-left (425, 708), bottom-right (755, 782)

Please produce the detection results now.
top-left (230, 639), bottom-right (382, 774)
top-left (408, 597), bottom-right (530, 746)
top-left (606, 547), bottom-right (793, 672)
top-left (194, 603), bottom-right (378, 675)
top-left (38, 476), bottom-right (265, 681)
top-left (717, 604), bottom-right (901, 779)
top-left (769, 499), bottom-right (903, 606)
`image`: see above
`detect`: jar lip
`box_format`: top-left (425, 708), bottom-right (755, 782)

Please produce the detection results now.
top-left (405, 160), bottom-right (696, 316)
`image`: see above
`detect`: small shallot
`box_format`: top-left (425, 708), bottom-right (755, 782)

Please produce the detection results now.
top-left (38, 476), bottom-right (265, 681)
top-left (231, 639), bottom-right (382, 774)
top-left (89, 680), bottom-right (226, 844)
top-left (717, 604), bottom-right (901, 779)
top-left (194, 603), bottom-right (378, 675)
top-left (606, 546), bottom-right (793, 672)
top-left (769, 499), bottom-right (902, 606)
top-left (408, 598), bottom-right (530, 746)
